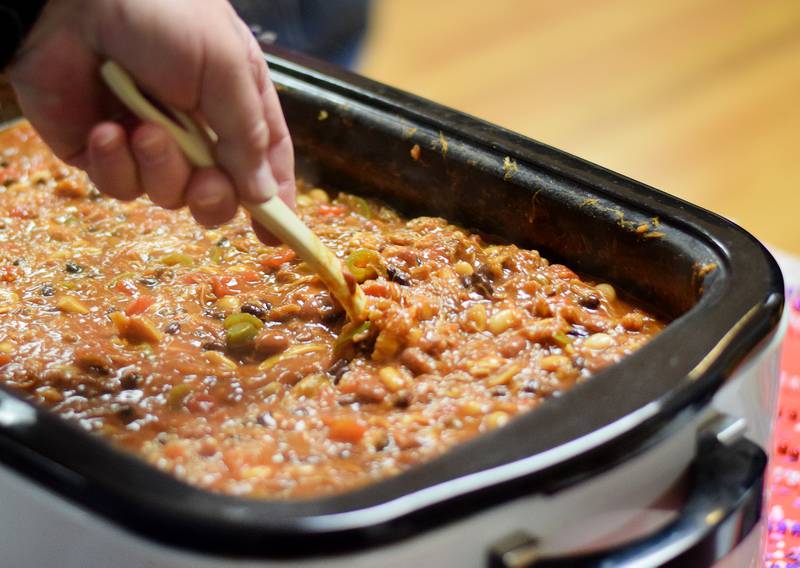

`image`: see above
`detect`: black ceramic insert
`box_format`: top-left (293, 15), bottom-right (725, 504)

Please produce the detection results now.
top-left (0, 48), bottom-right (784, 557)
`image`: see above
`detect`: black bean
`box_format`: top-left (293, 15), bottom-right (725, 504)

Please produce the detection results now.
top-left (40, 284), bottom-right (55, 297)
top-left (120, 372), bottom-right (141, 390)
top-left (139, 277), bottom-right (158, 288)
top-left (216, 237), bottom-right (230, 248)
top-left (472, 268), bottom-right (494, 298)
top-left (321, 308), bottom-right (345, 325)
top-left (567, 327), bottom-right (588, 338)
top-left (202, 341), bottom-right (226, 352)
top-left (462, 269), bottom-right (494, 298)
top-left (386, 265), bottom-right (411, 286)
top-left (65, 261), bottom-right (83, 274)
top-left (490, 385), bottom-right (509, 397)
top-left (115, 404), bottom-right (138, 424)
top-left (579, 293), bottom-right (601, 309)
top-left (240, 302), bottom-right (269, 320)
top-left (328, 359), bottom-right (350, 384)
top-left (392, 390), bottom-right (412, 408)
top-left (87, 365), bottom-right (111, 376)
top-left (165, 322), bottom-right (181, 335)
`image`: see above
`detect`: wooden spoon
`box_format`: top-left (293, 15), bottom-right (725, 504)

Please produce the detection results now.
top-left (99, 60), bottom-right (365, 322)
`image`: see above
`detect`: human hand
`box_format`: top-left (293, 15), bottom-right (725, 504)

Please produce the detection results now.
top-left (9, 0), bottom-right (295, 242)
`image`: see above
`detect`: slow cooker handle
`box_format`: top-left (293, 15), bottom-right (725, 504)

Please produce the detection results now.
top-left (488, 432), bottom-right (766, 568)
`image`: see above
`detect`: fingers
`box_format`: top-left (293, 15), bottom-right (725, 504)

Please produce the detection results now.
top-left (14, 0), bottom-right (294, 234)
top-left (261, 77), bottom-right (297, 211)
top-left (198, 35), bottom-right (277, 205)
top-left (87, 122), bottom-right (142, 201)
top-left (186, 168), bottom-right (239, 227)
top-left (238, 21), bottom-right (296, 244)
top-left (130, 123), bottom-right (191, 209)
top-left (10, 25), bottom-right (110, 164)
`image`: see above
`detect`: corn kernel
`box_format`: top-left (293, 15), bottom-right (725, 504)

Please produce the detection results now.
top-left (308, 188), bottom-right (330, 203)
top-left (468, 356), bottom-right (503, 377)
top-left (485, 411), bottom-right (510, 430)
top-left (294, 373), bottom-right (328, 397)
top-left (486, 363), bottom-right (523, 387)
top-left (215, 295), bottom-right (240, 313)
top-left (125, 316), bottom-right (163, 345)
top-left (378, 367), bottom-right (406, 392)
top-left (56, 295), bottom-right (89, 314)
top-left (454, 261), bottom-right (474, 276)
top-left (487, 309), bottom-right (519, 335)
top-left (540, 355), bottom-right (571, 372)
top-left (0, 289), bottom-right (19, 314)
top-left (596, 283), bottom-right (616, 302)
top-left (459, 401), bottom-right (483, 416)
top-left (464, 304), bottom-right (487, 332)
top-left (583, 332), bottom-right (614, 350)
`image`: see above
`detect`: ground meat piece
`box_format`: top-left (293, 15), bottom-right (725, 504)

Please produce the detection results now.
top-left (400, 347), bottom-right (437, 375)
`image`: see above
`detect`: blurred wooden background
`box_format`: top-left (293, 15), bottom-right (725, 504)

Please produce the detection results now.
top-left (360, 0), bottom-right (800, 254)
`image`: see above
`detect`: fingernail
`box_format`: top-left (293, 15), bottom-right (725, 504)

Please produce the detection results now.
top-left (95, 128), bottom-right (119, 152)
top-left (134, 133), bottom-right (166, 165)
top-left (247, 163), bottom-right (277, 203)
top-left (195, 190), bottom-right (224, 210)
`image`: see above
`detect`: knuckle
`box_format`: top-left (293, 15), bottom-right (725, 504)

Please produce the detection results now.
top-left (244, 119), bottom-right (270, 155)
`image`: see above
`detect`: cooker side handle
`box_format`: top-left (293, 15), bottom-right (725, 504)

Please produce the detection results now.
top-left (487, 423), bottom-right (766, 568)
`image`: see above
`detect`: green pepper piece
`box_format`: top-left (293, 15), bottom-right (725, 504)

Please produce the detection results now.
top-left (223, 312), bottom-right (264, 330)
top-left (160, 252), bottom-right (193, 266)
top-left (552, 331), bottom-right (571, 347)
top-left (167, 383), bottom-right (192, 409)
top-left (350, 196), bottom-right (372, 217)
top-left (226, 321), bottom-right (259, 349)
top-left (333, 320), bottom-right (372, 358)
top-left (345, 249), bottom-right (383, 283)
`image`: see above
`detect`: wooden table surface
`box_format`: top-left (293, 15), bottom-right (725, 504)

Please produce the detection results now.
top-left (360, 0), bottom-right (800, 254)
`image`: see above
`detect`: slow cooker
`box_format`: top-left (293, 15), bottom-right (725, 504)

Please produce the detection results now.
top-left (0, 49), bottom-right (785, 567)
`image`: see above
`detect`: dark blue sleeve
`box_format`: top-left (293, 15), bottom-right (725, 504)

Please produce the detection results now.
top-left (0, 1), bottom-right (47, 69)
top-left (231, 0), bottom-right (370, 69)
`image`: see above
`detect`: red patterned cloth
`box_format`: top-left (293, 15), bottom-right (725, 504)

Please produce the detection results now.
top-left (765, 252), bottom-right (800, 567)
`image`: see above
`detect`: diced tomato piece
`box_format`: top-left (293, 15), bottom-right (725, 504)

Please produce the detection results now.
top-left (0, 265), bottom-right (18, 283)
top-left (237, 269), bottom-right (261, 284)
top-left (326, 416), bottom-right (366, 443)
top-left (179, 272), bottom-right (204, 285)
top-left (0, 353), bottom-right (11, 366)
top-left (211, 275), bottom-right (241, 297)
top-left (124, 295), bottom-right (155, 316)
top-left (547, 264), bottom-right (578, 281)
top-left (317, 204), bottom-right (348, 217)
top-left (9, 207), bottom-right (36, 219)
top-left (163, 441), bottom-right (186, 460)
top-left (114, 279), bottom-right (138, 296)
top-left (222, 447), bottom-right (256, 475)
top-left (361, 280), bottom-right (392, 297)
top-left (258, 248), bottom-right (296, 270)
top-left (0, 165), bottom-right (20, 185)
